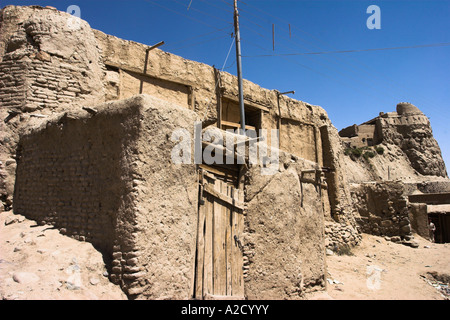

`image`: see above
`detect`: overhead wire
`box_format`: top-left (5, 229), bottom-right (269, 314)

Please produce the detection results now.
top-left (144, 0), bottom-right (449, 123)
top-left (242, 42), bottom-right (450, 57)
top-left (237, 0), bottom-right (450, 120)
top-left (170, 0), bottom-right (232, 24)
top-left (202, 35), bottom-right (236, 122)
top-left (143, 0), bottom-right (229, 32)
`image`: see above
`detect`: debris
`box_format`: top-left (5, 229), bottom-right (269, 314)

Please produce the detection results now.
top-left (327, 278), bottom-right (343, 285)
top-left (89, 277), bottom-right (100, 286)
top-left (12, 272), bottom-right (40, 284)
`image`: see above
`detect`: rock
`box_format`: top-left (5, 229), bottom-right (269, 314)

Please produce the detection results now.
top-left (326, 249), bottom-right (334, 256)
top-left (390, 236), bottom-right (401, 243)
top-left (402, 240), bottom-right (419, 248)
top-left (4, 216), bottom-right (18, 225)
top-left (12, 272), bottom-right (40, 284)
top-left (89, 277), bottom-right (100, 286)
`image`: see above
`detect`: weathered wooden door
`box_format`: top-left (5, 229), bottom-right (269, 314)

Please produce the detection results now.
top-left (193, 171), bottom-right (245, 299)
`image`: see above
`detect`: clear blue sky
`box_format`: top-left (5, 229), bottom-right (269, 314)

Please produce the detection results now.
top-left (3, 0), bottom-right (450, 169)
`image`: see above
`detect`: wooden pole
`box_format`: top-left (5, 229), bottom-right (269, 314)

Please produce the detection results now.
top-left (234, 0), bottom-right (246, 133)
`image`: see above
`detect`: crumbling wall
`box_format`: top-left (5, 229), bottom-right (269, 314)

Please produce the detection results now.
top-left (409, 203), bottom-right (429, 239)
top-left (14, 97), bottom-right (140, 256)
top-left (121, 95), bottom-right (199, 299)
top-left (242, 152), bottom-right (326, 299)
top-left (350, 181), bottom-right (417, 245)
top-left (13, 95), bottom-right (199, 299)
top-left (0, 5), bottom-right (106, 209)
top-left (93, 28), bottom-right (329, 164)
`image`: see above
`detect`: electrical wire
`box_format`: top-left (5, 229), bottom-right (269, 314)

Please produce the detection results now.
top-left (242, 42), bottom-right (450, 57)
top-left (170, 0), bottom-right (232, 24)
top-left (202, 35), bottom-right (236, 121)
top-left (143, 0), bottom-right (229, 32)
top-left (169, 34), bottom-right (231, 51)
top-left (237, 0), bottom-right (450, 119)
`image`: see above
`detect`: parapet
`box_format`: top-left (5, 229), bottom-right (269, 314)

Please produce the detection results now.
top-left (396, 102), bottom-right (423, 116)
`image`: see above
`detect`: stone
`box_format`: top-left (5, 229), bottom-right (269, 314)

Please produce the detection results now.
top-left (402, 240), bottom-right (419, 248)
top-left (12, 272), bottom-right (40, 284)
top-left (89, 277), bottom-right (100, 286)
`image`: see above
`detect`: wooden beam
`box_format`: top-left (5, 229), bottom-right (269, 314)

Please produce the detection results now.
top-left (222, 93), bottom-right (270, 112)
top-left (214, 67), bottom-right (223, 129)
top-left (221, 120), bottom-right (256, 131)
top-left (105, 62), bottom-right (194, 90)
top-left (204, 184), bottom-right (245, 211)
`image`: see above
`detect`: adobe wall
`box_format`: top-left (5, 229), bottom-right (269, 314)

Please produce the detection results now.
top-left (13, 97), bottom-right (140, 255)
top-left (350, 181), bottom-right (416, 245)
top-left (243, 151), bottom-right (327, 299)
top-left (93, 29), bottom-right (328, 165)
top-left (0, 5), bottom-right (338, 210)
top-left (0, 5), bottom-right (106, 209)
top-left (13, 95), bottom-right (200, 299)
top-left (0, 5), bottom-right (365, 299)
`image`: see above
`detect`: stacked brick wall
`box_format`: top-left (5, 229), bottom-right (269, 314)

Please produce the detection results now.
top-left (13, 105), bottom-right (140, 264)
top-left (351, 181), bottom-right (413, 242)
top-left (0, 59), bottom-right (27, 110)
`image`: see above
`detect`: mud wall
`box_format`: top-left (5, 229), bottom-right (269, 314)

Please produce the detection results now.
top-left (13, 99), bottom-right (140, 256)
top-left (243, 153), bottom-right (327, 299)
top-left (13, 95), bottom-right (200, 299)
top-left (351, 181), bottom-right (412, 240)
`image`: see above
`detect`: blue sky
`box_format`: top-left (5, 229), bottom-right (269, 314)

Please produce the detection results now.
top-left (3, 0), bottom-right (450, 169)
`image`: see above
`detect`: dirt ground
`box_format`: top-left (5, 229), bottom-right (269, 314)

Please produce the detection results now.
top-left (1, 210), bottom-right (449, 300)
top-left (308, 233), bottom-right (450, 300)
top-left (0, 211), bottom-right (127, 300)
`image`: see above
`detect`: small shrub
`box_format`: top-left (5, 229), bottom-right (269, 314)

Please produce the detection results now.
top-left (363, 151), bottom-right (376, 160)
top-left (351, 148), bottom-right (362, 158)
top-left (375, 146), bottom-right (384, 155)
top-left (335, 244), bottom-right (354, 256)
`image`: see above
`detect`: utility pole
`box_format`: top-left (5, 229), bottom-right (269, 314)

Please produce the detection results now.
top-left (234, 0), bottom-right (246, 133)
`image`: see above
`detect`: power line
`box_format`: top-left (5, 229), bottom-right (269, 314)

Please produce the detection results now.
top-left (164, 27), bottom-right (231, 48)
top-left (198, 0), bottom-right (234, 14)
top-left (236, 0), bottom-right (449, 118)
top-left (143, 0), bottom-right (229, 32)
top-left (169, 34), bottom-right (231, 51)
top-left (242, 42), bottom-right (450, 57)
top-left (170, 0), bottom-right (232, 24)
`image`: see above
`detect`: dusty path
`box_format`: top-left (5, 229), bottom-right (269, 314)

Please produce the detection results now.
top-left (309, 233), bottom-right (450, 300)
top-left (0, 211), bottom-right (126, 300)
top-left (1, 210), bottom-right (449, 300)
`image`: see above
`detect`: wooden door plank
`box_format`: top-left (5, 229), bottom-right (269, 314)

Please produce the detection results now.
top-left (194, 187), bottom-right (206, 299)
top-left (233, 189), bottom-right (245, 297)
top-left (203, 193), bottom-right (213, 297)
top-left (203, 184), bottom-right (245, 210)
top-left (225, 185), bottom-right (233, 295)
top-left (213, 180), bottom-right (227, 295)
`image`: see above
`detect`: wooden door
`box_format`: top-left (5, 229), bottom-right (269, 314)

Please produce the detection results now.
top-left (193, 172), bottom-right (245, 299)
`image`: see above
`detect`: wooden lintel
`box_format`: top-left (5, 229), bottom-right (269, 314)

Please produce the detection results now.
top-left (203, 184), bottom-right (245, 211)
top-left (222, 93), bottom-right (270, 112)
top-left (221, 120), bottom-right (256, 131)
top-left (105, 62), bottom-right (194, 90)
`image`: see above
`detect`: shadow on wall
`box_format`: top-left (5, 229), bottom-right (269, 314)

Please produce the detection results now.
top-left (13, 108), bottom-right (140, 266)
